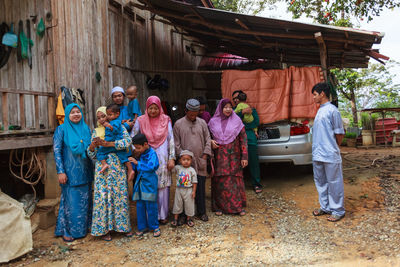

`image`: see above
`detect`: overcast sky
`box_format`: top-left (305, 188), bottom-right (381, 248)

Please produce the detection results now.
top-left (260, 3), bottom-right (400, 84)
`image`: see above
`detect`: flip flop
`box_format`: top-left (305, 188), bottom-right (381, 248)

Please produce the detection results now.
top-left (215, 211), bottom-right (223, 216)
top-left (327, 214), bottom-right (345, 222)
top-left (62, 236), bottom-right (75, 243)
top-left (312, 208), bottom-right (330, 216)
top-left (125, 231), bottom-right (134, 238)
top-left (187, 218), bottom-right (195, 227)
top-left (170, 219), bottom-right (178, 227)
top-left (102, 234), bottom-right (112, 241)
top-left (239, 210), bottom-right (246, 216)
top-left (153, 228), bottom-right (161, 237)
top-left (254, 186), bottom-right (263, 194)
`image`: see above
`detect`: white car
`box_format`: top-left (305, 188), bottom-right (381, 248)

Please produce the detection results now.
top-left (257, 121), bottom-right (312, 165)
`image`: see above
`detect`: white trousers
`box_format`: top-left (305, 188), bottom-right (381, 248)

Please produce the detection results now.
top-left (313, 161), bottom-right (345, 216)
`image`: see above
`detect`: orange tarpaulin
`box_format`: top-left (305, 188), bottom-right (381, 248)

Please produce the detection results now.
top-left (221, 66), bottom-right (322, 124)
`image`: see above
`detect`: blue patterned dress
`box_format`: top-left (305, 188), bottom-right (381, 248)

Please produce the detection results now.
top-left (53, 125), bottom-right (94, 239)
top-left (87, 127), bottom-right (133, 236)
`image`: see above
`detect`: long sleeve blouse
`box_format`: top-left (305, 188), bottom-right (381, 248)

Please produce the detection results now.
top-left (53, 124), bottom-right (94, 187)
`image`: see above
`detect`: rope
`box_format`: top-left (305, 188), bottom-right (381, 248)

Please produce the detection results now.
top-left (8, 148), bottom-right (46, 200)
top-left (343, 154), bottom-right (386, 171)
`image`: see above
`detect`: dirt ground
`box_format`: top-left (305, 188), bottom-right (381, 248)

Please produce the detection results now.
top-left (5, 146), bottom-right (400, 266)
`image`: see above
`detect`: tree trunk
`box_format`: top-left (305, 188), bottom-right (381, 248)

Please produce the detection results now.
top-left (350, 89), bottom-right (358, 126)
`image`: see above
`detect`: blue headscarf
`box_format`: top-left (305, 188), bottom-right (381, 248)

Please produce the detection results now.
top-left (63, 103), bottom-right (91, 158)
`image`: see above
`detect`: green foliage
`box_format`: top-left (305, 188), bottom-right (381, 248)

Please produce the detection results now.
top-left (286, 0), bottom-right (400, 24)
top-left (360, 113), bottom-right (378, 130)
top-left (211, 0), bottom-right (277, 15)
top-left (345, 132), bottom-right (357, 139)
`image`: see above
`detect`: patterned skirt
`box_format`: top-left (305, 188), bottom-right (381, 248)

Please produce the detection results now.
top-left (211, 175), bottom-right (247, 214)
top-left (91, 154), bottom-right (132, 236)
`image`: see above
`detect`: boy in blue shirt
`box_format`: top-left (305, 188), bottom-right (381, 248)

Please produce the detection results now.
top-left (125, 85), bottom-right (142, 124)
top-left (97, 104), bottom-right (134, 182)
top-left (129, 133), bottom-right (161, 237)
top-left (311, 82), bottom-right (345, 222)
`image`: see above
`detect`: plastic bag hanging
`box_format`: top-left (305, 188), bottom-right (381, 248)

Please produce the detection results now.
top-left (1, 23), bottom-right (18, 48)
top-left (36, 18), bottom-right (45, 37)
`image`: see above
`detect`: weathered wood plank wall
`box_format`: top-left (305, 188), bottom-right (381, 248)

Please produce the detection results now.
top-left (1, 0), bottom-right (206, 132)
top-left (0, 0), bottom-right (52, 130)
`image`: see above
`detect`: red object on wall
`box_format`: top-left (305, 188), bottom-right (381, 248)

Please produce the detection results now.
top-left (375, 118), bottom-right (399, 144)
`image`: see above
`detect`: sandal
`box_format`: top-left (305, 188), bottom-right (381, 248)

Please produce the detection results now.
top-left (159, 219), bottom-right (168, 225)
top-left (327, 214), bottom-right (345, 222)
top-left (312, 208), bottom-right (330, 216)
top-left (171, 219), bottom-right (178, 227)
top-left (239, 210), bottom-right (246, 216)
top-left (254, 186), bottom-right (263, 194)
top-left (102, 233), bottom-right (112, 242)
top-left (215, 211), bottom-right (223, 216)
top-left (153, 228), bottom-right (161, 237)
top-left (125, 231), bottom-right (134, 238)
top-left (62, 236), bottom-right (75, 243)
top-left (187, 218), bottom-right (195, 227)
top-left (199, 214), bottom-right (209, 222)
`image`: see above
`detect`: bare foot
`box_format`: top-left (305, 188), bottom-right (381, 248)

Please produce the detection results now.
top-left (100, 164), bottom-right (110, 173)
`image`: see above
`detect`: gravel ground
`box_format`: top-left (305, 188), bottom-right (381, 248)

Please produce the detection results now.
top-left (6, 147), bottom-right (400, 266)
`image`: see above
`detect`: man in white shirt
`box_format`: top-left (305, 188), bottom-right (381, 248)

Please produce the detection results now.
top-left (311, 82), bottom-right (345, 222)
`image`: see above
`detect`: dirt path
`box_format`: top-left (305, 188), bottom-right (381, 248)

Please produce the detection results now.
top-left (6, 147), bottom-right (400, 266)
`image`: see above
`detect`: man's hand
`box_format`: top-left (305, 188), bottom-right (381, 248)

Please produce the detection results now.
top-left (167, 159), bottom-right (175, 171)
top-left (58, 173), bottom-right (67, 184)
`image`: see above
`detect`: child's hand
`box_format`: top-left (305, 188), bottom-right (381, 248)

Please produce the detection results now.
top-left (128, 157), bottom-right (138, 165)
top-left (255, 132), bottom-right (259, 139)
top-left (191, 191), bottom-right (196, 199)
top-left (121, 120), bottom-right (128, 123)
top-left (104, 122), bottom-right (113, 131)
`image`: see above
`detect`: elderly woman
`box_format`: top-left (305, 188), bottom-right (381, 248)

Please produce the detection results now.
top-left (132, 96), bottom-right (175, 224)
top-left (87, 106), bottom-right (133, 241)
top-left (53, 103), bottom-right (93, 242)
top-left (111, 86), bottom-right (135, 131)
top-left (208, 99), bottom-right (248, 216)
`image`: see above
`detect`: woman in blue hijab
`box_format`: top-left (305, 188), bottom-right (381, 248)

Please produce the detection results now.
top-left (53, 103), bottom-right (93, 242)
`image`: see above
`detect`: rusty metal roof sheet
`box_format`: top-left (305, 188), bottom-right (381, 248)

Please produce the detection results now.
top-left (131, 0), bottom-right (388, 68)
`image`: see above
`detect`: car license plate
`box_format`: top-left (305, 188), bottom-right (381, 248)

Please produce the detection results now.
top-left (258, 127), bottom-right (280, 140)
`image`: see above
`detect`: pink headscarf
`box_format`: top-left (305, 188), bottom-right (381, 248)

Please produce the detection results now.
top-left (208, 99), bottom-right (244, 145)
top-left (137, 96), bottom-right (171, 148)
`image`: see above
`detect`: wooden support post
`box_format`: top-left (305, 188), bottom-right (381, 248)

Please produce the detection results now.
top-left (2, 92), bottom-right (8, 131)
top-left (19, 94), bottom-right (26, 129)
top-left (47, 96), bottom-right (55, 130)
top-left (314, 32), bottom-right (328, 81)
top-left (34, 95), bottom-right (40, 130)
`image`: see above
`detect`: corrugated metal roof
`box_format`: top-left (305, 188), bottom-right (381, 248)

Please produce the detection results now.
top-left (131, 0), bottom-right (387, 68)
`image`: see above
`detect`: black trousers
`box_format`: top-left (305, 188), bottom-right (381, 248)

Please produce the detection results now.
top-left (195, 175), bottom-right (206, 215)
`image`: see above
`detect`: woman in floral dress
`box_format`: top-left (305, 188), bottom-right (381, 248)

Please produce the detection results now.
top-left (208, 99), bottom-right (248, 216)
top-left (132, 96), bottom-right (175, 224)
top-left (87, 106), bottom-right (133, 241)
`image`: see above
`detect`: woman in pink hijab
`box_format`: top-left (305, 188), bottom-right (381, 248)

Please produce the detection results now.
top-left (131, 96), bottom-right (175, 224)
top-left (208, 99), bottom-right (248, 216)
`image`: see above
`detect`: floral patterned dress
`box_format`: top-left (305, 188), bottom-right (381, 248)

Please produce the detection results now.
top-left (87, 127), bottom-right (132, 236)
top-left (212, 127), bottom-right (248, 214)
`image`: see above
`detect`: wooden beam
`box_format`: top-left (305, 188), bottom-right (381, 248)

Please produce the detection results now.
top-left (0, 88), bottom-right (56, 97)
top-left (110, 63), bottom-right (222, 73)
top-left (130, 1), bottom-right (371, 46)
top-left (19, 94), bottom-right (26, 129)
top-left (235, 18), bottom-right (263, 44)
top-left (47, 96), bottom-right (56, 130)
top-left (2, 92), bottom-right (8, 131)
top-left (0, 136), bottom-right (53, 150)
top-left (34, 95), bottom-right (40, 130)
top-left (314, 32), bottom-right (328, 81)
